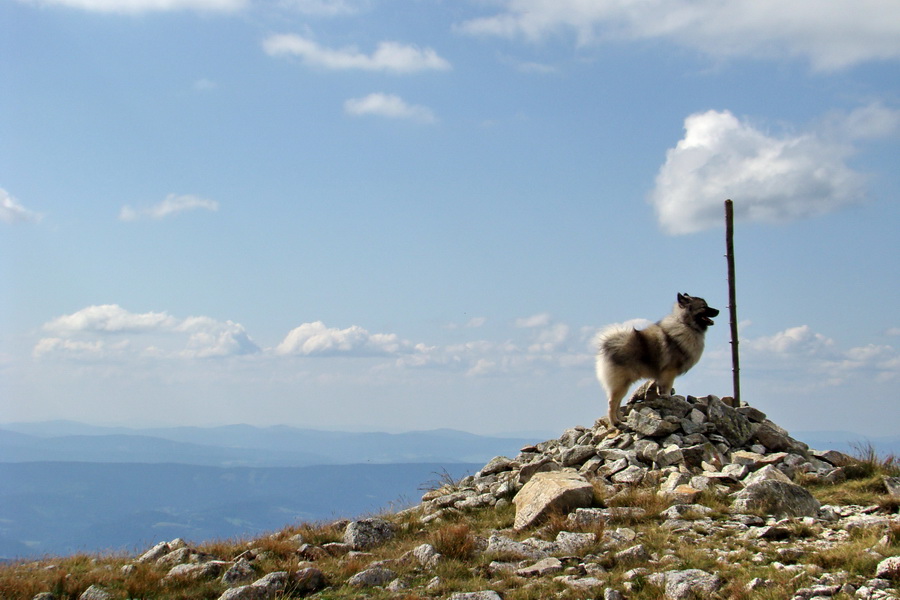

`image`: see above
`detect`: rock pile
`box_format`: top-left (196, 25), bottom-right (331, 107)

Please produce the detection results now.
top-left (419, 393), bottom-right (843, 525)
top-left (40, 392), bottom-right (899, 600)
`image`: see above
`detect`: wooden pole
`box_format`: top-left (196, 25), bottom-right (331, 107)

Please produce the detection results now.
top-left (725, 199), bottom-right (741, 405)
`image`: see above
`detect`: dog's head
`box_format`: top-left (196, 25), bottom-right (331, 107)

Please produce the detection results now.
top-left (677, 293), bottom-right (719, 331)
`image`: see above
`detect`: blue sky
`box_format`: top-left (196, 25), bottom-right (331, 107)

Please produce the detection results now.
top-left (2, 0), bottom-right (899, 438)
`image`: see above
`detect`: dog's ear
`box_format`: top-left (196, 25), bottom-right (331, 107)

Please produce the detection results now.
top-left (678, 293), bottom-right (690, 305)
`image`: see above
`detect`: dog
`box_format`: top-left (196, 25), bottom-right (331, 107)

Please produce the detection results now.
top-left (595, 293), bottom-right (719, 426)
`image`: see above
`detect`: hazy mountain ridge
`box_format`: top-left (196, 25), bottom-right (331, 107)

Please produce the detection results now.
top-left (0, 421), bottom-right (541, 467)
top-left (0, 422), bottom-right (537, 559)
top-left (0, 461), bottom-right (482, 559)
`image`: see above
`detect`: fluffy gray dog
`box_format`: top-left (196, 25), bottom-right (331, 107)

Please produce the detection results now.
top-left (595, 293), bottom-right (719, 426)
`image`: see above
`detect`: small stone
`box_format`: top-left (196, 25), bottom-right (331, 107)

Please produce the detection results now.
top-left (615, 544), bottom-right (651, 564)
top-left (447, 592), bottom-right (503, 600)
top-left (480, 456), bottom-right (519, 476)
top-left (347, 567), bottom-right (396, 587)
top-left (516, 557), bottom-right (563, 577)
top-left (611, 465), bottom-right (647, 485)
top-left (78, 586), bottom-right (112, 600)
top-left (411, 543), bottom-right (442, 568)
top-left (627, 408), bottom-right (679, 437)
top-left (876, 556), bottom-right (900, 580)
top-left (884, 476), bottom-right (900, 499)
top-left (222, 559), bottom-right (255, 586)
top-left (137, 541), bottom-right (170, 563)
top-left (660, 569), bottom-right (722, 600)
top-left (561, 445), bottom-right (597, 467)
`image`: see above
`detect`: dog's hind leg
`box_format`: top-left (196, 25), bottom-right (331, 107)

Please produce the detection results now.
top-left (606, 382), bottom-right (631, 427)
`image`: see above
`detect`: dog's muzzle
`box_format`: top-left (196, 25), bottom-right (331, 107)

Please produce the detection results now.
top-left (699, 307), bottom-right (719, 327)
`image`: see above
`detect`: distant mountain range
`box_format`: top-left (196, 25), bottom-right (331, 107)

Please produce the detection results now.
top-left (0, 421), bottom-right (539, 560)
top-left (0, 461), bottom-right (481, 560)
top-left (792, 430), bottom-right (900, 457)
top-left (0, 421), bottom-right (895, 561)
top-left (0, 421), bottom-right (541, 467)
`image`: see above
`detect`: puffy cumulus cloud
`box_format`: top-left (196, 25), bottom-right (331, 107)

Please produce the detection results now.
top-left (17, 0), bottom-right (245, 13)
top-left (262, 34), bottom-right (451, 74)
top-left (457, 0), bottom-right (900, 71)
top-left (344, 93), bottom-right (437, 124)
top-left (177, 317), bottom-right (260, 358)
top-left (275, 321), bottom-right (411, 356)
top-left (43, 305), bottom-right (177, 334)
top-left (650, 109), bottom-right (870, 235)
top-left (35, 305), bottom-right (259, 360)
top-left (1, 188), bottom-right (43, 224)
top-left (120, 194), bottom-right (219, 222)
top-left (745, 325), bottom-right (835, 356)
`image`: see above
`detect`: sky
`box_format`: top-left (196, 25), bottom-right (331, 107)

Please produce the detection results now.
top-left (2, 0), bottom-right (899, 439)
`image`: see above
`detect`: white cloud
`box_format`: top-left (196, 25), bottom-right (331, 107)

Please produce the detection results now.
top-left (457, 0), bottom-right (900, 71)
top-left (1, 188), bottom-right (43, 224)
top-left (344, 93), bottom-right (436, 123)
top-left (745, 325), bottom-right (835, 356)
top-left (515, 313), bottom-right (552, 328)
top-left (277, 0), bottom-right (367, 16)
top-left (35, 305), bottom-right (259, 359)
top-left (192, 78), bottom-right (218, 92)
top-left (742, 324), bottom-right (899, 386)
top-left (828, 102), bottom-right (900, 140)
top-left (177, 317), bottom-right (259, 358)
top-left (649, 109), bottom-right (871, 235)
top-left (275, 321), bottom-right (410, 356)
top-left (18, 0), bottom-right (246, 13)
top-left (43, 305), bottom-right (176, 334)
top-left (465, 317), bottom-right (488, 329)
top-left (119, 193), bottom-right (219, 221)
top-left (262, 34), bottom-right (451, 74)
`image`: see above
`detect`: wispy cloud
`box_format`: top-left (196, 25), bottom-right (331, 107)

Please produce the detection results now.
top-left (0, 188), bottom-right (43, 224)
top-left (344, 93), bottom-right (436, 123)
top-left (278, 0), bottom-right (368, 16)
top-left (262, 34), bottom-right (451, 74)
top-left (648, 105), bottom-right (900, 234)
top-left (742, 324), bottom-right (899, 385)
top-left (457, 0), bottom-right (900, 71)
top-left (18, 0), bottom-right (246, 14)
top-left (119, 193), bottom-right (219, 222)
top-left (192, 78), bottom-right (218, 92)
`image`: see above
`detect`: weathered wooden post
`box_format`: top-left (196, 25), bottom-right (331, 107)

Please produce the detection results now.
top-left (725, 199), bottom-right (741, 405)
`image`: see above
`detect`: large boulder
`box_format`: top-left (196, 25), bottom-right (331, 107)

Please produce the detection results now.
top-left (512, 471), bottom-right (595, 530)
top-left (732, 480), bottom-right (820, 518)
top-left (705, 396), bottom-right (755, 446)
top-left (343, 518), bottom-right (396, 550)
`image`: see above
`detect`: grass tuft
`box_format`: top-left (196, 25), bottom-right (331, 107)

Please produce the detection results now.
top-left (430, 523), bottom-right (477, 561)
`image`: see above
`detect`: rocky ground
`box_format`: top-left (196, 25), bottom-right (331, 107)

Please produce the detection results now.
top-left (3, 392), bottom-right (899, 600)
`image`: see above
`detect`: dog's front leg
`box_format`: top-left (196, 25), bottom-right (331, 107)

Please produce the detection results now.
top-left (655, 371), bottom-right (677, 397)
